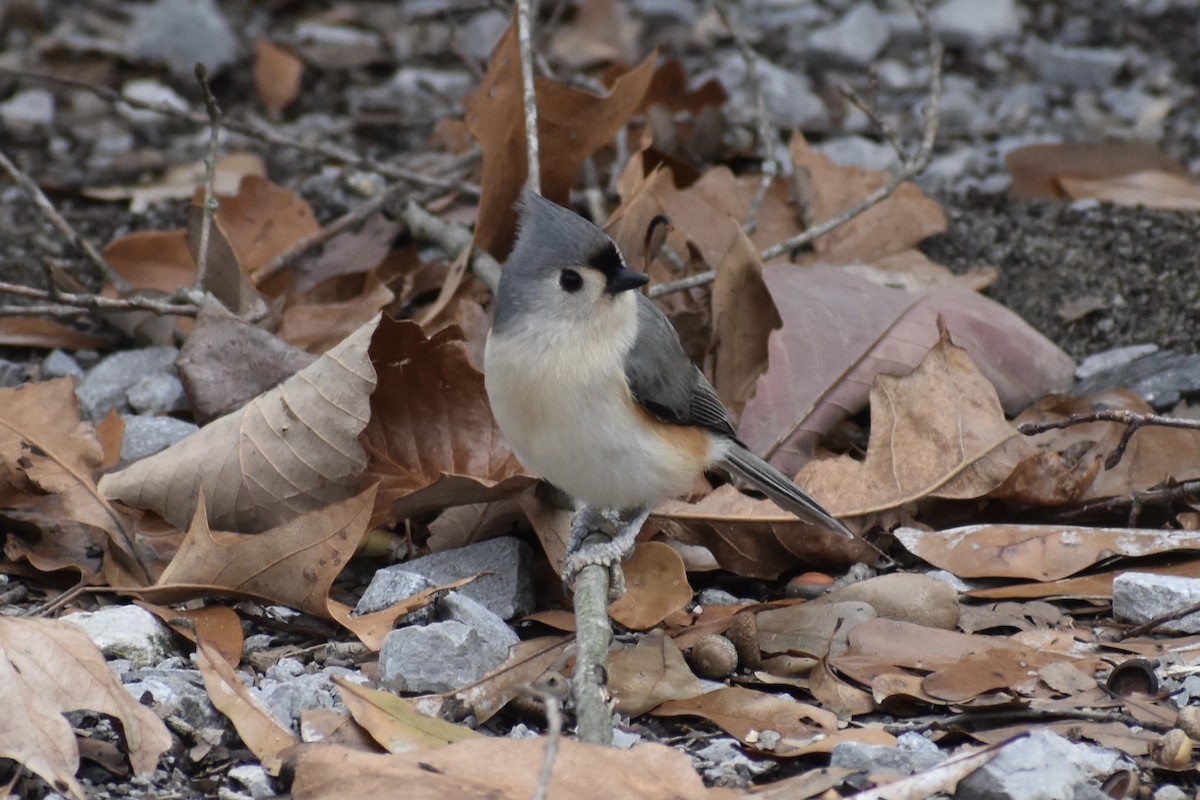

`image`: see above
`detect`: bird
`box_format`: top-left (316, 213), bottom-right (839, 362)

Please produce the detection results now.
top-left (484, 191), bottom-right (854, 584)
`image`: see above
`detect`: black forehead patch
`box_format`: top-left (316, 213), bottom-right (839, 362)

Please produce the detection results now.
top-left (586, 240), bottom-right (625, 277)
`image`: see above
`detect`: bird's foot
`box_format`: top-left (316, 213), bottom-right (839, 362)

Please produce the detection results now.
top-left (563, 506), bottom-right (651, 599)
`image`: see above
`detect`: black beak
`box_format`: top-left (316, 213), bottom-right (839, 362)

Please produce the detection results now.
top-left (605, 267), bottom-right (650, 294)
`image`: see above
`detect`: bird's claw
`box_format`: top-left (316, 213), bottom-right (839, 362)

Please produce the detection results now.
top-left (562, 506), bottom-right (650, 599)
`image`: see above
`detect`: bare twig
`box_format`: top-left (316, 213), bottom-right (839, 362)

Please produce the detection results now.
top-left (0, 147), bottom-right (130, 292)
top-left (714, 0), bottom-right (778, 236)
top-left (193, 64), bottom-right (222, 291)
top-left (572, 543), bottom-right (615, 746)
top-left (400, 201), bottom-right (501, 293)
top-left (527, 678), bottom-right (566, 800)
top-left (651, 0), bottom-right (943, 298)
top-left (1018, 409), bottom-right (1200, 470)
top-left (517, 0), bottom-right (542, 194)
top-left (260, 181), bottom-right (411, 281)
top-left (0, 279), bottom-right (200, 316)
top-left (1118, 598), bottom-right (1200, 641)
top-left (0, 65), bottom-right (480, 196)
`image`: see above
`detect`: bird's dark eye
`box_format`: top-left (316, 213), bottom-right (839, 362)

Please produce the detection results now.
top-left (559, 269), bottom-right (583, 292)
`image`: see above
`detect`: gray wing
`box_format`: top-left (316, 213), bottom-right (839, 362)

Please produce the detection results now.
top-left (625, 294), bottom-right (737, 439)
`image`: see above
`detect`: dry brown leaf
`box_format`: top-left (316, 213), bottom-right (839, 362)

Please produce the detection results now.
top-left (756, 601), bottom-right (877, 660)
top-left (651, 486), bottom-right (877, 579)
top-left (709, 228), bottom-right (781, 419)
top-left (796, 322), bottom-right (1037, 517)
top-left (808, 657), bottom-right (876, 717)
top-left (894, 523), bottom-right (1200, 582)
top-left (209, 175), bottom-right (320, 282)
top-left (609, 631), bottom-right (706, 716)
top-left (177, 298), bottom-right (317, 424)
top-left (326, 575), bottom-right (476, 651)
top-left (0, 317), bottom-right (108, 349)
top-left (286, 738), bottom-right (741, 800)
top-left (254, 39), bottom-right (304, 116)
top-left (967, 558), bottom-right (1200, 600)
top-left (608, 541), bottom-right (693, 630)
top-left (186, 203), bottom-right (267, 318)
top-left (100, 315), bottom-right (378, 533)
top-left (1008, 390), bottom-right (1200, 504)
top-left (84, 152), bottom-right (266, 212)
top-left (277, 267), bottom-right (396, 354)
top-left (0, 617), bottom-right (171, 799)
top-left (465, 19), bottom-right (656, 257)
top-left (549, 0), bottom-right (643, 67)
top-left (101, 229), bottom-right (197, 344)
top-left (453, 635), bottom-right (572, 724)
top-left (136, 601), bottom-right (244, 666)
top-left (196, 638), bottom-right (296, 769)
top-left (359, 317), bottom-right (533, 526)
top-left (333, 676), bottom-right (480, 753)
top-left (1005, 141), bottom-right (1187, 200)
top-left (1058, 169), bottom-right (1200, 210)
top-left (789, 133), bottom-right (947, 265)
top-left (739, 265), bottom-right (1074, 476)
top-left (0, 378), bottom-right (143, 579)
top-left (0, 504), bottom-right (106, 579)
top-left (652, 686), bottom-right (837, 756)
top-left (922, 646), bottom-right (1083, 703)
top-left (283, 213), bottom-right (406, 296)
top-left (147, 487), bottom-right (375, 617)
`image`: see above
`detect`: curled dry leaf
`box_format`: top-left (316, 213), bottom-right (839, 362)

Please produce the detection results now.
top-left (0, 317), bottom-right (108, 350)
top-left (454, 636), bottom-right (572, 725)
top-left (286, 738), bottom-right (739, 800)
top-left (1057, 170), bottom-right (1200, 211)
top-left (1007, 390), bottom-right (1200, 504)
top-left (136, 601), bottom-right (245, 666)
top-left (146, 486), bottom-right (376, 617)
top-left (0, 378), bottom-right (144, 580)
top-left (359, 317), bottom-right (533, 527)
top-left (332, 675), bottom-right (480, 753)
top-left (609, 631), bottom-right (706, 716)
top-left (465, 19), bottom-right (656, 257)
top-left (254, 39), bottom-right (304, 116)
top-left (709, 228), bottom-right (781, 419)
top-left (1005, 141), bottom-right (1187, 200)
top-left (100, 315), bottom-right (378, 533)
top-left (894, 524), bottom-right (1200, 582)
top-left (608, 541), bottom-right (693, 631)
top-left (0, 617), bottom-right (172, 799)
top-left (788, 132), bottom-right (947, 265)
top-left (796, 322), bottom-right (1039, 518)
top-left (740, 265), bottom-right (1074, 476)
top-left (651, 485), bottom-right (878, 579)
top-left (651, 686), bottom-right (839, 756)
top-left (195, 638), bottom-right (296, 769)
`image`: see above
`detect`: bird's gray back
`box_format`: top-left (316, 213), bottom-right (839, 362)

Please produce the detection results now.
top-left (626, 294), bottom-right (737, 438)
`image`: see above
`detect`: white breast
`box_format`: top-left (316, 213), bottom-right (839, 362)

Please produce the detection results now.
top-left (485, 299), bottom-right (716, 510)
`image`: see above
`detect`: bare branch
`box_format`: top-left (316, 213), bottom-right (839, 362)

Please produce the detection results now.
top-left (650, 0), bottom-right (944, 298)
top-left (193, 63), bottom-right (223, 291)
top-left (1018, 408), bottom-right (1200, 470)
top-left (517, 0), bottom-right (542, 195)
top-left (399, 201), bottom-right (501, 293)
top-left (0, 279), bottom-right (200, 316)
top-left (714, 0), bottom-right (779, 236)
top-left (0, 147), bottom-right (130, 292)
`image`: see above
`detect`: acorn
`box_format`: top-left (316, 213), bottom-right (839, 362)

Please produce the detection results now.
top-left (690, 634), bottom-right (738, 678)
top-left (727, 612), bottom-right (762, 671)
top-left (1149, 728), bottom-right (1192, 770)
top-left (1176, 706), bottom-right (1200, 742)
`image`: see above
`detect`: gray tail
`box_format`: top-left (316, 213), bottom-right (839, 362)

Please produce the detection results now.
top-left (721, 445), bottom-right (855, 539)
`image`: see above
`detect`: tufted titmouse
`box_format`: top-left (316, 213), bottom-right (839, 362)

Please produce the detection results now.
top-left (485, 192), bottom-right (854, 579)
